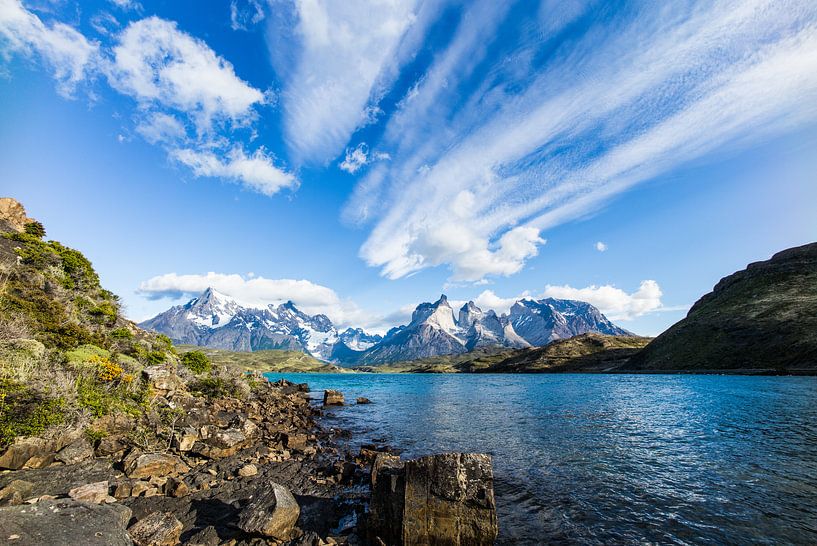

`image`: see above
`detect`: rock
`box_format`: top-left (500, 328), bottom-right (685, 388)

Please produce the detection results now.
top-left (0, 480), bottom-right (34, 507)
top-left (323, 390), bottom-right (344, 406)
top-left (55, 439), bottom-right (94, 465)
top-left (0, 198), bottom-right (35, 232)
top-left (238, 482), bottom-right (300, 539)
top-left (112, 481), bottom-right (132, 499)
top-left (368, 453), bottom-right (405, 546)
top-left (187, 525), bottom-right (220, 546)
top-left (172, 428), bottom-right (199, 452)
top-left (165, 477), bottom-right (189, 498)
top-left (369, 453), bottom-right (498, 546)
top-left (238, 463), bottom-right (258, 477)
top-left (355, 397), bottom-right (372, 405)
top-left (142, 366), bottom-right (185, 395)
top-left (191, 429), bottom-right (247, 458)
top-left (124, 452), bottom-right (189, 479)
top-left (282, 432), bottom-right (309, 452)
top-left (0, 437), bottom-right (55, 470)
top-left (128, 511), bottom-right (183, 546)
top-left (0, 499), bottom-right (132, 545)
top-left (68, 481), bottom-right (112, 504)
top-left (95, 436), bottom-right (127, 459)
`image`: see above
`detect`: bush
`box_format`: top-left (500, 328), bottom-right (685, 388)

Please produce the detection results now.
top-left (88, 301), bottom-right (118, 325)
top-left (189, 377), bottom-right (237, 399)
top-left (24, 221), bottom-right (46, 239)
top-left (76, 377), bottom-right (112, 417)
top-left (110, 327), bottom-right (133, 340)
top-left (180, 350), bottom-right (211, 374)
top-left (0, 380), bottom-right (65, 447)
top-left (155, 334), bottom-right (173, 351)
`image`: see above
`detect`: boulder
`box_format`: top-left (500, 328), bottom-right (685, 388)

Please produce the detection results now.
top-left (165, 477), bottom-right (189, 498)
top-left (68, 481), bottom-right (112, 504)
top-left (56, 439), bottom-right (94, 465)
top-left (0, 437), bottom-right (55, 470)
top-left (128, 511), bottom-right (183, 546)
top-left (323, 390), bottom-right (344, 406)
top-left (191, 429), bottom-right (247, 458)
top-left (142, 366), bottom-right (185, 395)
top-left (0, 480), bottom-right (34, 507)
top-left (172, 428), bottom-right (199, 452)
top-left (238, 463), bottom-right (258, 477)
top-left (124, 452), bottom-right (189, 479)
top-left (282, 432), bottom-right (309, 452)
top-left (238, 482), bottom-right (300, 539)
top-left (95, 436), bottom-right (127, 459)
top-left (0, 499), bottom-right (132, 545)
top-left (369, 453), bottom-right (498, 546)
top-left (356, 397), bottom-right (372, 405)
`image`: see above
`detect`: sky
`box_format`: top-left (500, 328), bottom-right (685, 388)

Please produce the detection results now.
top-left (1, 0), bottom-right (816, 336)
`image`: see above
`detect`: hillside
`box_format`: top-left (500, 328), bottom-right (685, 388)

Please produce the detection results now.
top-left (176, 345), bottom-right (344, 373)
top-left (625, 243), bottom-right (817, 372)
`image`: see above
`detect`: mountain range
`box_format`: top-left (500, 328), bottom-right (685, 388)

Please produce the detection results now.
top-left (140, 288), bottom-right (631, 365)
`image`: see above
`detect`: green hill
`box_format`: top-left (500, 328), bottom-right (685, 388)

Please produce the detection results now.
top-left (176, 345), bottom-right (344, 373)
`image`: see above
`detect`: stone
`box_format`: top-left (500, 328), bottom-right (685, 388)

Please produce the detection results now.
top-left (0, 499), bottom-right (132, 545)
top-left (283, 432), bottom-right (309, 452)
top-left (130, 481), bottom-right (152, 497)
top-left (238, 463), bottom-right (258, 477)
top-left (187, 525), bottom-right (220, 546)
top-left (402, 453), bottom-right (497, 546)
top-left (191, 429), bottom-right (247, 458)
top-left (68, 481), bottom-right (112, 504)
top-left (238, 482), bottom-right (300, 539)
top-left (173, 428), bottom-right (199, 452)
top-left (95, 436), bottom-right (127, 459)
top-left (0, 198), bottom-right (35, 232)
top-left (124, 452), bottom-right (190, 479)
top-left (142, 366), bottom-right (185, 395)
top-left (0, 480), bottom-right (34, 507)
top-left (323, 390), bottom-right (344, 406)
top-left (55, 439), bottom-right (94, 465)
top-left (368, 453), bottom-right (405, 546)
top-left (166, 477), bottom-right (189, 498)
top-left (355, 397), bottom-right (372, 404)
top-left (368, 453), bottom-right (497, 546)
top-left (0, 437), bottom-right (55, 470)
top-left (128, 511), bottom-right (183, 546)
top-left (112, 481), bottom-right (132, 499)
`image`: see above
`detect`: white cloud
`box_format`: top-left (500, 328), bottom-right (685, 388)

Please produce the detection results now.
top-left (346, 0), bottom-right (817, 283)
top-left (108, 16), bottom-right (265, 132)
top-left (339, 142), bottom-right (389, 174)
top-left (109, 0), bottom-right (142, 12)
top-left (273, 0), bottom-right (422, 164)
top-left (0, 0), bottom-right (99, 96)
top-left (541, 280), bottom-right (663, 321)
top-left (230, 0), bottom-right (265, 31)
top-left (595, 241), bottom-right (607, 252)
top-left (138, 272), bottom-right (377, 330)
top-left (135, 112), bottom-right (186, 144)
top-left (170, 146), bottom-right (298, 196)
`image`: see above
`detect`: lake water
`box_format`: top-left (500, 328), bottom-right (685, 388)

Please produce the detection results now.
top-left (264, 373), bottom-right (817, 545)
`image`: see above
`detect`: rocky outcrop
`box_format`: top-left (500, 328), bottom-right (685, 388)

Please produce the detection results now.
top-left (124, 452), bottom-right (190, 479)
top-left (626, 242), bottom-right (817, 372)
top-left (237, 482), bottom-right (300, 539)
top-left (128, 511), bottom-right (184, 546)
top-left (369, 452), bottom-right (498, 546)
top-left (0, 499), bottom-right (133, 546)
top-left (0, 197), bottom-right (35, 232)
top-left (323, 389), bottom-right (344, 406)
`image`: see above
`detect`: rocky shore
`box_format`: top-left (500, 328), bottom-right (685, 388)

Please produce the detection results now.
top-left (0, 372), bottom-right (498, 546)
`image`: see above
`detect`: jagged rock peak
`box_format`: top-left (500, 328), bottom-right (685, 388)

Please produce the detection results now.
top-left (0, 197), bottom-right (36, 232)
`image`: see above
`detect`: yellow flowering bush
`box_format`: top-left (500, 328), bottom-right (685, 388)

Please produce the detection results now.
top-left (89, 354), bottom-right (123, 382)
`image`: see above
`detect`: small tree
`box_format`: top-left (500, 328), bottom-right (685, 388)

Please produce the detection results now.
top-left (181, 351), bottom-right (211, 374)
top-left (24, 221), bottom-right (46, 239)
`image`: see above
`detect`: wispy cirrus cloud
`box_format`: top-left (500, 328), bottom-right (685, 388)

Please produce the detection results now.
top-left (268, 0), bottom-right (425, 165)
top-left (345, 0), bottom-right (817, 282)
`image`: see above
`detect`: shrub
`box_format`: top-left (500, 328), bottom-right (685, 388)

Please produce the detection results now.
top-left (88, 301), bottom-right (118, 325)
top-left (155, 334), bottom-right (174, 351)
top-left (76, 377), bottom-right (112, 417)
top-left (189, 377), bottom-right (237, 399)
top-left (24, 221), bottom-right (46, 239)
top-left (110, 328), bottom-right (133, 340)
top-left (0, 338), bottom-right (46, 382)
top-left (89, 354), bottom-right (123, 382)
top-left (0, 380), bottom-right (65, 447)
top-left (180, 351), bottom-right (211, 374)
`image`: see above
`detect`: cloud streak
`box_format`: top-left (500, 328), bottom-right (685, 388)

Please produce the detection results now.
top-left (345, 0), bottom-right (817, 282)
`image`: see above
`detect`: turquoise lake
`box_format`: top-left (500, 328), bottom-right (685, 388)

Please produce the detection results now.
top-left (264, 373), bottom-right (817, 545)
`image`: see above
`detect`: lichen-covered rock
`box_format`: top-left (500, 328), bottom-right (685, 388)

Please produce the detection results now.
top-left (68, 481), bottom-right (112, 504)
top-left (172, 428), bottom-right (199, 452)
top-left (141, 366), bottom-right (185, 395)
top-left (238, 482), bottom-right (300, 539)
top-left (128, 511), bottom-right (183, 546)
top-left (282, 432), bottom-right (309, 452)
top-left (191, 429), bottom-right (247, 458)
top-left (402, 453), bottom-right (497, 545)
top-left (0, 479), bottom-right (34, 507)
top-left (369, 453), bottom-right (498, 546)
top-left (0, 499), bottom-right (132, 545)
top-left (323, 389), bottom-right (344, 406)
top-left (238, 463), bottom-right (258, 477)
top-left (0, 437), bottom-right (55, 470)
top-left (123, 452), bottom-right (189, 479)
top-left (56, 439), bottom-right (94, 465)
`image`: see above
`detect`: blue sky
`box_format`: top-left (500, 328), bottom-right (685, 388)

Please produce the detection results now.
top-left (1, 0), bottom-right (816, 335)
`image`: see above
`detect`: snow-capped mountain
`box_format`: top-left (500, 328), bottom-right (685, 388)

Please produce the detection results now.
top-left (141, 288), bottom-right (632, 365)
top-left (139, 288), bottom-right (355, 361)
top-left (355, 294), bottom-right (631, 364)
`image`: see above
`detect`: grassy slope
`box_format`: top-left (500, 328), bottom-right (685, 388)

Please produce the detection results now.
top-left (177, 345), bottom-right (345, 373)
top-left (626, 243), bottom-right (817, 372)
